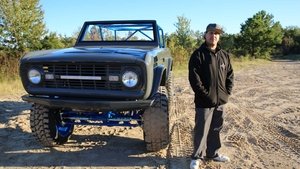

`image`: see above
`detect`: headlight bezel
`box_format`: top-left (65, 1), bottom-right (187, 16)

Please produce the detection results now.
top-left (27, 68), bottom-right (42, 85)
top-left (121, 70), bottom-right (139, 88)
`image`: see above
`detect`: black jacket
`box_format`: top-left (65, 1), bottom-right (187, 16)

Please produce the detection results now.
top-left (188, 43), bottom-right (234, 108)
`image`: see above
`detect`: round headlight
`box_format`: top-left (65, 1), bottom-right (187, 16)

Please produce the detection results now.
top-left (122, 71), bottom-right (138, 88)
top-left (28, 69), bottom-right (42, 84)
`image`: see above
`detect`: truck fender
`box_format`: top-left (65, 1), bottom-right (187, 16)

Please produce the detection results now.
top-left (149, 65), bottom-right (164, 98)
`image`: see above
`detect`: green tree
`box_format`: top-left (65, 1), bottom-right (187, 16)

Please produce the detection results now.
top-left (41, 32), bottom-right (77, 49)
top-left (41, 32), bottom-right (65, 49)
top-left (192, 30), bottom-right (204, 48)
top-left (166, 32), bottom-right (189, 67)
top-left (174, 15), bottom-right (194, 51)
top-left (220, 33), bottom-right (236, 54)
top-left (169, 15), bottom-right (199, 67)
top-left (282, 26), bottom-right (300, 55)
top-left (61, 35), bottom-right (76, 48)
top-left (0, 0), bottom-right (46, 57)
top-left (237, 10), bottom-right (283, 59)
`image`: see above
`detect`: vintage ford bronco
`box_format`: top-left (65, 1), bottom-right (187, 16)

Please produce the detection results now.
top-left (19, 20), bottom-right (173, 151)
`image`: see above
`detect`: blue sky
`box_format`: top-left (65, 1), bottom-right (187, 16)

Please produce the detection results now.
top-left (40, 0), bottom-right (300, 37)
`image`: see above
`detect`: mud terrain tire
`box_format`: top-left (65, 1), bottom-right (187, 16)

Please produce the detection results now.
top-left (143, 87), bottom-right (169, 152)
top-left (30, 104), bottom-right (74, 146)
top-left (166, 71), bottom-right (174, 104)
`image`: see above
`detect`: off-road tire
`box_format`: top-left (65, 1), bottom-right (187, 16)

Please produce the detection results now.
top-left (143, 87), bottom-right (169, 152)
top-left (166, 71), bottom-right (174, 104)
top-left (30, 104), bottom-right (74, 146)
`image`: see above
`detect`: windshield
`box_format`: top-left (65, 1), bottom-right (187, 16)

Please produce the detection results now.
top-left (81, 23), bottom-right (155, 42)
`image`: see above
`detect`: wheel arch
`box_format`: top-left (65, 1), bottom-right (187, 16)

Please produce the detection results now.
top-left (149, 57), bottom-right (173, 98)
top-left (149, 65), bottom-right (165, 98)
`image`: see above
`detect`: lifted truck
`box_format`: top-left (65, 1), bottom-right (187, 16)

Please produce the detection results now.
top-left (19, 20), bottom-right (173, 151)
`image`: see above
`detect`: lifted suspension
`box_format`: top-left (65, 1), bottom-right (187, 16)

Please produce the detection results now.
top-left (61, 110), bottom-right (143, 127)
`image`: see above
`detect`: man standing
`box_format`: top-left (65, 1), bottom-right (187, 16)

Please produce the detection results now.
top-left (188, 23), bottom-right (234, 169)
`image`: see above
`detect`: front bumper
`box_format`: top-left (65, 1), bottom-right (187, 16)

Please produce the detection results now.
top-left (22, 94), bottom-right (154, 111)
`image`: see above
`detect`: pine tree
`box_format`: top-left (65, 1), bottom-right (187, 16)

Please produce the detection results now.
top-left (237, 10), bottom-right (283, 59)
top-left (0, 0), bottom-right (46, 57)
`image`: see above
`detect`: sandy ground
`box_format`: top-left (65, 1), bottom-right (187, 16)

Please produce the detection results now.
top-left (0, 60), bottom-right (299, 169)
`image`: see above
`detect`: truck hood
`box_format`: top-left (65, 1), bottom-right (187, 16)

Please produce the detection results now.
top-left (21, 47), bottom-right (149, 63)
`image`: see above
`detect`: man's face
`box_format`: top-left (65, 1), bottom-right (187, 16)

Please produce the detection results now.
top-left (205, 31), bottom-right (220, 46)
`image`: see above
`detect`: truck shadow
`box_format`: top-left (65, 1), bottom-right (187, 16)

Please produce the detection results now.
top-left (0, 101), bottom-right (166, 167)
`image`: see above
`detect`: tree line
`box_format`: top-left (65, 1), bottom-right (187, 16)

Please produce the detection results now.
top-left (169, 12), bottom-right (300, 67)
top-left (1, 0), bottom-right (300, 74)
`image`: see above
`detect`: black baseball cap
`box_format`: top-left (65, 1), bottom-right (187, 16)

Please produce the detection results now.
top-left (206, 23), bottom-right (224, 34)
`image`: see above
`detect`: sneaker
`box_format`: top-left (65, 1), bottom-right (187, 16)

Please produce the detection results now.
top-left (190, 159), bottom-right (200, 169)
top-left (211, 154), bottom-right (230, 162)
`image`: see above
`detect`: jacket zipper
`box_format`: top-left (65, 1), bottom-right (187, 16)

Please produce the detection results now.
top-left (215, 52), bottom-right (219, 106)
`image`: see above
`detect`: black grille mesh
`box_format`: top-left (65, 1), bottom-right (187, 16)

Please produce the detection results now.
top-left (42, 64), bottom-right (123, 90)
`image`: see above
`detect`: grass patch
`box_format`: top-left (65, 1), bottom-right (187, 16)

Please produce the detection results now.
top-left (173, 57), bottom-right (271, 77)
top-left (231, 58), bottom-right (271, 71)
top-left (0, 54), bottom-right (25, 97)
top-left (0, 77), bottom-right (25, 97)
top-left (173, 64), bottom-right (188, 77)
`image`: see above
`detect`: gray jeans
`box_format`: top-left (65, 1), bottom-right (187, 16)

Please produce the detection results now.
top-left (191, 105), bottom-right (224, 159)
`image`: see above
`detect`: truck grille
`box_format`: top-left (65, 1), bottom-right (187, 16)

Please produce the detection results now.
top-left (42, 64), bottom-right (123, 90)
